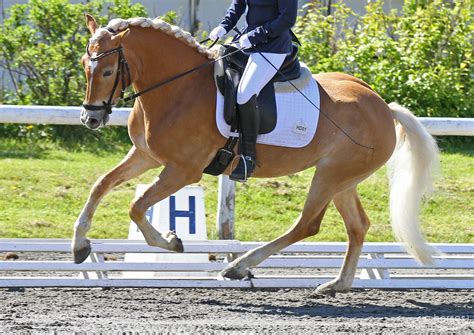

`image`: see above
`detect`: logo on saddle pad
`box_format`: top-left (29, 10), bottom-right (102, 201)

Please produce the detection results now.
top-left (293, 120), bottom-right (309, 136)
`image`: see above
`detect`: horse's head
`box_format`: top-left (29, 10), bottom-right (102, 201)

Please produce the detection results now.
top-left (80, 14), bottom-right (131, 130)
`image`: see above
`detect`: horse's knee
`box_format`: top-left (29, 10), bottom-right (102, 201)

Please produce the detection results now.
top-left (94, 171), bottom-right (124, 191)
top-left (129, 198), bottom-right (147, 223)
top-left (90, 176), bottom-right (113, 201)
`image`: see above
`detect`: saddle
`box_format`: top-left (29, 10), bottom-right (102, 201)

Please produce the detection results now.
top-left (213, 44), bottom-right (301, 134)
top-left (204, 44), bottom-right (301, 176)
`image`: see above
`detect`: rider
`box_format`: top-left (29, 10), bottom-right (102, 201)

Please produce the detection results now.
top-left (210, 0), bottom-right (298, 182)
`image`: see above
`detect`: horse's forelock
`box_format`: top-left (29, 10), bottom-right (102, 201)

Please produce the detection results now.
top-left (89, 28), bottom-right (110, 45)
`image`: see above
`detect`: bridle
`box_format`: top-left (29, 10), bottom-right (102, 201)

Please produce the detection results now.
top-left (81, 30), bottom-right (241, 115)
top-left (82, 28), bottom-right (131, 115)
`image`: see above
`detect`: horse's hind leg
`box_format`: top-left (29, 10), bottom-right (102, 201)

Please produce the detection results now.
top-left (316, 187), bottom-right (371, 295)
top-left (72, 146), bottom-right (158, 263)
top-left (220, 168), bottom-right (339, 280)
top-left (128, 165), bottom-right (202, 252)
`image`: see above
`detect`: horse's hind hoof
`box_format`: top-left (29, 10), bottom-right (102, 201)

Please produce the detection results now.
top-left (220, 265), bottom-right (252, 280)
top-left (72, 239), bottom-right (91, 264)
top-left (315, 279), bottom-right (350, 297)
top-left (316, 288), bottom-right (337, 298)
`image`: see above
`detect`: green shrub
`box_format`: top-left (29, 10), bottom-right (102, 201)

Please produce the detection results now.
top-left (0, 0), bottom-right (149, 143)
top-left (1, 0), bottom-right (149, 106)
top-left (1, 0), bottom-right (472, 145)
top-left (296, 0), bottom-right (473, 118)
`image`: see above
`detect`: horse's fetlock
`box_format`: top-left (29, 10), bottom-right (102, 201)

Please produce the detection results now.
top-left (74, 220), bottom-right (89, 233)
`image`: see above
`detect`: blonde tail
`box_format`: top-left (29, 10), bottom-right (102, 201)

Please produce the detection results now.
top-left (387, 102), bottom-right (440, 264)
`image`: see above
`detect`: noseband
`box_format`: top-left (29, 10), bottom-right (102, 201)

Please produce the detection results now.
top-left (82, 29), bottom-right (131, 114)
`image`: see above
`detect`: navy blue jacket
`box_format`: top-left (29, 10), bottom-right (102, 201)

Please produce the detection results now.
top-left (219, 0), bottom-right (298, 54)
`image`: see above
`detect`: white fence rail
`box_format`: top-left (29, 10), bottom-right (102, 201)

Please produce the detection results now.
top-left (0, 105), bottom-right (130, 126)
top-left (1, 239), bottom-right (473, 289)
top-left (1, 105), bottom-right (474, 136)
top-left (1, 106), bottom-right (473, 289)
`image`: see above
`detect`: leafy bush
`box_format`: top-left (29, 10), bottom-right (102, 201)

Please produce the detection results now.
top-left (0, 0), bottom-right (471, 145)
top-left (0, 0), bottom-right (148, 142)
top-left (295, 0), bottom-right (473, 118)
top-left (1, 0), bottom-right (148, 105)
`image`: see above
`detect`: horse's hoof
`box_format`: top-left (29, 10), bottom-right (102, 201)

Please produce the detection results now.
top-left (165, 231), bottom-right (184, 253)
top-left (220, 265), bottom-right (251, 280)
top-left (315, 280), bottom-right (350, 297)
top-left (174, 237), bottom-right (184, 253)
top-left (72, 239), bottom-right (91, 264)
top-left (315, 286), bottom-right (337, 297)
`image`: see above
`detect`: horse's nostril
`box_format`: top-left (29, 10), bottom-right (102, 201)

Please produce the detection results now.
top-left (88, 118), bottom-right (100, 128)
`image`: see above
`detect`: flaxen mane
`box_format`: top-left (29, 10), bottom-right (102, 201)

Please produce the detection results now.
top-left (89, 17), bottom-right (214, 59)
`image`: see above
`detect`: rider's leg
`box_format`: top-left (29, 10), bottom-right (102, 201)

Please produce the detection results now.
top-left (230, 52), bottom-right (286, 182)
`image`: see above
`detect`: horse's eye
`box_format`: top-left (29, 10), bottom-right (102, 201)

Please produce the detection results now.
top-left (103, 70), bottom-right (113, 77)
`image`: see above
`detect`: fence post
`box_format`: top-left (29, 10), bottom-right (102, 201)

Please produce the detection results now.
top-left (217, 175), bottom-right (235, 240)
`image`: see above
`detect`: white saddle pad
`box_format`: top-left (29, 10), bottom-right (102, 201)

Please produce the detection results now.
top-left (215, 64), bottom-right (320, 148)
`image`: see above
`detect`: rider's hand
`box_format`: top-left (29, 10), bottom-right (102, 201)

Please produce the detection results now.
top-left (209, 26), bottom-right (226, 41)
top-left (239, 34), bottom-right (252, 49)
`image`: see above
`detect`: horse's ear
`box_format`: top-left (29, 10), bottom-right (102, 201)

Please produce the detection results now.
top-left (111, 28), bottom-right (131, 43)
top-left (85, 13), bottom-right (98, 35)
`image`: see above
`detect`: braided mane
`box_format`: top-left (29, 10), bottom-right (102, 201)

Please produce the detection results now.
top-left (90, 17), bottom-right (215, 59)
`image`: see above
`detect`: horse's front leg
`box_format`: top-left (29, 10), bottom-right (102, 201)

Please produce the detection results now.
top-left (72, 146), bottom-right (159, 263)
top-left (128, 165), bottom-right (202, 252)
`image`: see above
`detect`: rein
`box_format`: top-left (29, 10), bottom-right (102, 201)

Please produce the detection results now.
top-left (83, 35), bottom-right (239, 112)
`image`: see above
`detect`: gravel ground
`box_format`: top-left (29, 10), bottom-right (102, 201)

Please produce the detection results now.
top-left (0, 287), bottom-right (472, 333)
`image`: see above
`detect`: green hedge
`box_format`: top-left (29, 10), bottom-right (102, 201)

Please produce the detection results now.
top-left (295, 0), bottom-right (473, 118)
top-left (0, 0), bottom-right (150, 143)
top-left (0, 0), bottom-right (472, 143)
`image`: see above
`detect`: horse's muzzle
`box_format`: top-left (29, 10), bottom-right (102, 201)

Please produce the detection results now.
top-left (80, 108), bottom-right (109, 130)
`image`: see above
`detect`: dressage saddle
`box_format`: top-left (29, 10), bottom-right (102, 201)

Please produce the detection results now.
top-left (204, 44), bottom-right (301, 176)
top-left (213, 44), bottom-right (301, 134)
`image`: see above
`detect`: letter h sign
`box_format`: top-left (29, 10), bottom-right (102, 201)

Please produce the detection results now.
top-left (127, 185), bottom-right (207, 241)
top-left (169, 195), bottom-right (196, 234)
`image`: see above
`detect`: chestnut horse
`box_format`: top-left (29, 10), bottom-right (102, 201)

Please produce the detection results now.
top-left (73, 15), bottom-right (439, 294)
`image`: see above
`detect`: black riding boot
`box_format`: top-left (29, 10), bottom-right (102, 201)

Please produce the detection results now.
top-left (230, 95), bottom-right (259, 182)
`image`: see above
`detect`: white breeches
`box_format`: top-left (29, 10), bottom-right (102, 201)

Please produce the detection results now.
top-left (237, 52), bottom-right (287, 105)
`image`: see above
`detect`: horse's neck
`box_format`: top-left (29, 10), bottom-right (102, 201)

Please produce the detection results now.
top-left (128, 29), bottom-right (212, 109)
top-left (126, 28), bottom-right (217, 140)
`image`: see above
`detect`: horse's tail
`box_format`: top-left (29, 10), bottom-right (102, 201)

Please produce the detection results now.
top-left (387, 102), bottom-right (439, 264)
